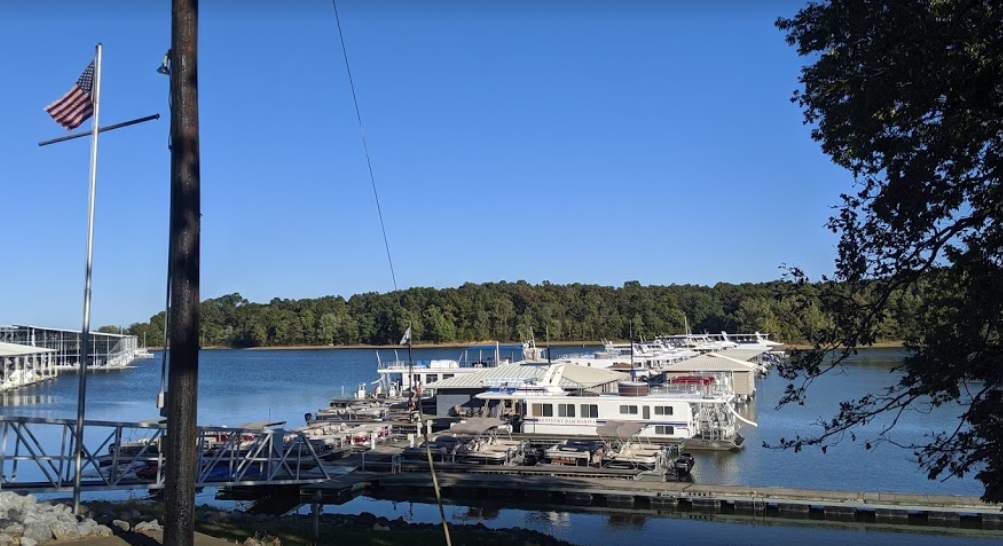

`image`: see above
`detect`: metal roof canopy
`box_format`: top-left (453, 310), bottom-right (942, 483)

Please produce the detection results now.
top-left (714, 347), bottom-right (769, 360)
top-left (663, 353), bottom-right (757, 372)
top-left (0, 341), bottom-right (57, 357)
top-left (429, 362), bottom-right (627, 390)
top-left (6, 324), bottom-right (131, 338)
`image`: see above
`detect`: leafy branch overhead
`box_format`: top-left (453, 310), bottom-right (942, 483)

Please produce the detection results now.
top-left (774, 0), bottom-right (1003, 502)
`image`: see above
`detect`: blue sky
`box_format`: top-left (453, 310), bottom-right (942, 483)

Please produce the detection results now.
top-left (1, 1), bottom-right (850, 330)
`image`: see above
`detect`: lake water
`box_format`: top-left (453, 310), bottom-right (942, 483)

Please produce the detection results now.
top-left (1, 346), bottom-right (997, 545)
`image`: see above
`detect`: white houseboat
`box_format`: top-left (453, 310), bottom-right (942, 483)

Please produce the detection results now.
top-left (375, 341), bottom-right (545, 393)
top-left (475, 364), bottom-right (755, 451)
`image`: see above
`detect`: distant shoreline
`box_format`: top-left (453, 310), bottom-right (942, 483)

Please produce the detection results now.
top-left (244, 340), bottom-right (604, 350)
top-left (148, 339), bottom-right (907, 351)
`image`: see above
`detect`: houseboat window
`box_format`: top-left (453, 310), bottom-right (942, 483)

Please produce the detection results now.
top-left (442, 374), bottom-right (454, 380)
top-left (580, 404), bottom-right (598, 418)
top-left (643, 406), bottom-right (650, 419)
top-left (558, 404), bottom-right (575, 418)
top-left (427, 374), bottom-right (438, 383)
top-left (532, 403), bottom-right (553, 417)
top-left (619, 405), bottom-right (638, 415)
top-left (654, 406), bottom-right (674, 416)
top-left (654, 425), bottom-right (675, 435)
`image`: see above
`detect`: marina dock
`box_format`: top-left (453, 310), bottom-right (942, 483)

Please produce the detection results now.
top-left (297, 443), bottom-right (1003, 531)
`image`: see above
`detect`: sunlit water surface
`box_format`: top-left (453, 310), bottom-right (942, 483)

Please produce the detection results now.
top-left (1, 347), bottom-right (995, 545)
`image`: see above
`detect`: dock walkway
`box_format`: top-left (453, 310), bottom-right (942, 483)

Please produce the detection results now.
top-left (301, 445), bottom-right (1002, 529)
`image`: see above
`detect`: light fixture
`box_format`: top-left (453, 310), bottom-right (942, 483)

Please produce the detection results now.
top-left (156, 51), bottom-right (171, 75)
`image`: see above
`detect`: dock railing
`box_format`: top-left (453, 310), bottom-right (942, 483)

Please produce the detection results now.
top-left (0, 416), bottom-right (335, 493)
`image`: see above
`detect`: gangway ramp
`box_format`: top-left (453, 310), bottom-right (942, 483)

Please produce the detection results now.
top-left (0, 416), bottom-right (339, 493)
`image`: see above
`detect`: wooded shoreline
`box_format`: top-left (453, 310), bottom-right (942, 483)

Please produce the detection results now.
top-left (148, 339), bottom-right (907, 351)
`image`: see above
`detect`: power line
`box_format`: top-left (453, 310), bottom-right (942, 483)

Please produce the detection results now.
top-left (331, 0), bottom-right (399, 294)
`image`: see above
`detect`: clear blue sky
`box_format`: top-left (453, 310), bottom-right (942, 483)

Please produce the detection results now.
top-left (1, 1), bottom-right (850, 330)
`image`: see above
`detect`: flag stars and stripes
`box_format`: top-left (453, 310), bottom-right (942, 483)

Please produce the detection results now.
top-left (45, 61), bottom-right (95, 130)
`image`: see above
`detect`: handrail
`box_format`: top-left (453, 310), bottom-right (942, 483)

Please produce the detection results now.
top-left (0, 417), bottom-right (333, 493)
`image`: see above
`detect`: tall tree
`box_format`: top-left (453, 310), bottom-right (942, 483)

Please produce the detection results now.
top-left (776, 0), bottom-right (1003, 501)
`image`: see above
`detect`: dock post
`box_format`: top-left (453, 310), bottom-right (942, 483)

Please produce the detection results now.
top-left (311, 499), bottom-right (320, 540)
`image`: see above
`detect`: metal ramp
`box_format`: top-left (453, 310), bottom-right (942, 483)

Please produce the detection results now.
top-left (0, 416), bottom-right (337, 493)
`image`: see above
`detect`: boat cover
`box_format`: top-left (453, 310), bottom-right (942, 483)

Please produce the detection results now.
top-left (596, 421), bottom-right (644, 439)
top-left (450, 417), bottom-right (506, 435)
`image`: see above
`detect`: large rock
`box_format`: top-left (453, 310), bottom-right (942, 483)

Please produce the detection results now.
top-left (21, 523), bottom-right (52, 545)
top-left (0, 493), bottom-right (124, 545)
top-left (134, 519), bottom-right (161, 533)
top-left (0, 522), bottom-right (24, 536)
top-left (50, 521), bottom-right (80, 541)
top-left (0, 493), bottom-right (36, 514)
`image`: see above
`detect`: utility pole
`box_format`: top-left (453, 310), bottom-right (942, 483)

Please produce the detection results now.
top-left (164, 1), bottom-right (200, 545)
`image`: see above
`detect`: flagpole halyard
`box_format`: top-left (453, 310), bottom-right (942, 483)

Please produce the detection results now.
top-left (72, 42), bottom-right (102, 515)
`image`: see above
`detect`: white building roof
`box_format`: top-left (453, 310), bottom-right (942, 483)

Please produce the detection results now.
top-left (0, 341), bottom-right (56, 357)
top-left (3, 324), bottom-right (129, 338)
top-left (662, 353), bottom-right (755, 373)
top-left (429, 362), bottom-right (627, 390)
top-left (714, 348), bottom-right (769, 361)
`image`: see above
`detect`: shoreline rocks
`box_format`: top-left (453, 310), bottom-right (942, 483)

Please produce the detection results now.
top-left (0, 492), bottom-right (113, 545)
top-left (0, 493), bottom-right (576, 546)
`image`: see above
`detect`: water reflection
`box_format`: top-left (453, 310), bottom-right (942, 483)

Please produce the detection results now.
top-left (454, 506), bottom-right (500, 521)
top-left (606, 513), bottom-right (646, 529)
top-left (0, 392), bottom-right (57, 406)
top-left (526, 511), bottom-right (572, 533)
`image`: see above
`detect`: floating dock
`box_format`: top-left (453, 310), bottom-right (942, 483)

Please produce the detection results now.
top-left (297, 445), bottom-right (1003, 531)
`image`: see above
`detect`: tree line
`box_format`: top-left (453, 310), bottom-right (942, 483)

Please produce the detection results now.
top-left (112, 279), bottom-right (923, 348)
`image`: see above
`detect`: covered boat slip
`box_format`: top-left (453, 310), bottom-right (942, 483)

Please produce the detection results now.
top-left (0, 341), bottom-right (57, 390)
top-left (656, 350), bottom-right (764, 401)
top-left (0, 324), bottom-right (143, 371)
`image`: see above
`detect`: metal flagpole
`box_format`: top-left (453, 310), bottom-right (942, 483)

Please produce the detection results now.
top-left (73, 42), bottom-right (102, 514)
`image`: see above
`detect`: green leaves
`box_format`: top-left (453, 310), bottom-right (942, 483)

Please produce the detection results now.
top-left (777, 0), bottom-right (1003, 502)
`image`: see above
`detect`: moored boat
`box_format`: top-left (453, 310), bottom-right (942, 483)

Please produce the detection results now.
top-left (474, 365), bottom-right (754, 451)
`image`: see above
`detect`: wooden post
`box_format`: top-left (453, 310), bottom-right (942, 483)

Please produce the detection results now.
top-left (164, 0), bottom-right (200, 545)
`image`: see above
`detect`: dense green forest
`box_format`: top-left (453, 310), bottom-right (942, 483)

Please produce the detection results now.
top-left (110, 279), bottom-right (920, 348)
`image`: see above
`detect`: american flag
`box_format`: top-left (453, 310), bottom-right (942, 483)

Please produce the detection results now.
top-left (45, 61), bottom-right (95, 131)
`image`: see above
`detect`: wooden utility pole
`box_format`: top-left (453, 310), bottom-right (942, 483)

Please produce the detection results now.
top-left (165, 0), bottom-right (200, 545)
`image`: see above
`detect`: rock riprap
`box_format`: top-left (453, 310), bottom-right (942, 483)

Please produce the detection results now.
top-left (0, 492), bottom-right (113, 545)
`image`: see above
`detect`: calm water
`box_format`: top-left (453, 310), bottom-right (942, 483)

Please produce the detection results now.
top-left (1, 346), bottom-right (996, 545)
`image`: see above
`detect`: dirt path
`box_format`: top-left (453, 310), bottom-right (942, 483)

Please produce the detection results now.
top-left (53, 531), bottom-right (233, 546)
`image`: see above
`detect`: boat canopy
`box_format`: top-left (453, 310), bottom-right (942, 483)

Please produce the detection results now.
top-left (449, 417), bottom-right (507, 435)
top-left (596, 420), bottom-right (645, 439)
top-left (235, 420), bottom-right (287, 430)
